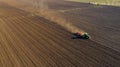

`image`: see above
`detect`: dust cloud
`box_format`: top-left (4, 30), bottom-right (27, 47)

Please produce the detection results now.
top-left (32, 0), bottom-right (84, 33)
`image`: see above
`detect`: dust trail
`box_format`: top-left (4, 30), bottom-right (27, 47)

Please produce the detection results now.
top-left (33, 0), bottom-right (85, 33)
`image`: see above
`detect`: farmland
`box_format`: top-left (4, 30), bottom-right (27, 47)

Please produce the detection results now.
top-left (0, 0), bottom-right (120, 67)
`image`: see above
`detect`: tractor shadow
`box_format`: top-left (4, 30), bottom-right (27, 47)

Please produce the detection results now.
top-left (72, 36), bottom-right (88, 40)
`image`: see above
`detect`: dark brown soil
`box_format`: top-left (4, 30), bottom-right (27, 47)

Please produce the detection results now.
top-left (0, 1), bottom-right (120, 67)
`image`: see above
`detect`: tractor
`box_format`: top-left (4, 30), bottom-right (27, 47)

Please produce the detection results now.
top-left (73, 32), bottom-right (91, 39)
